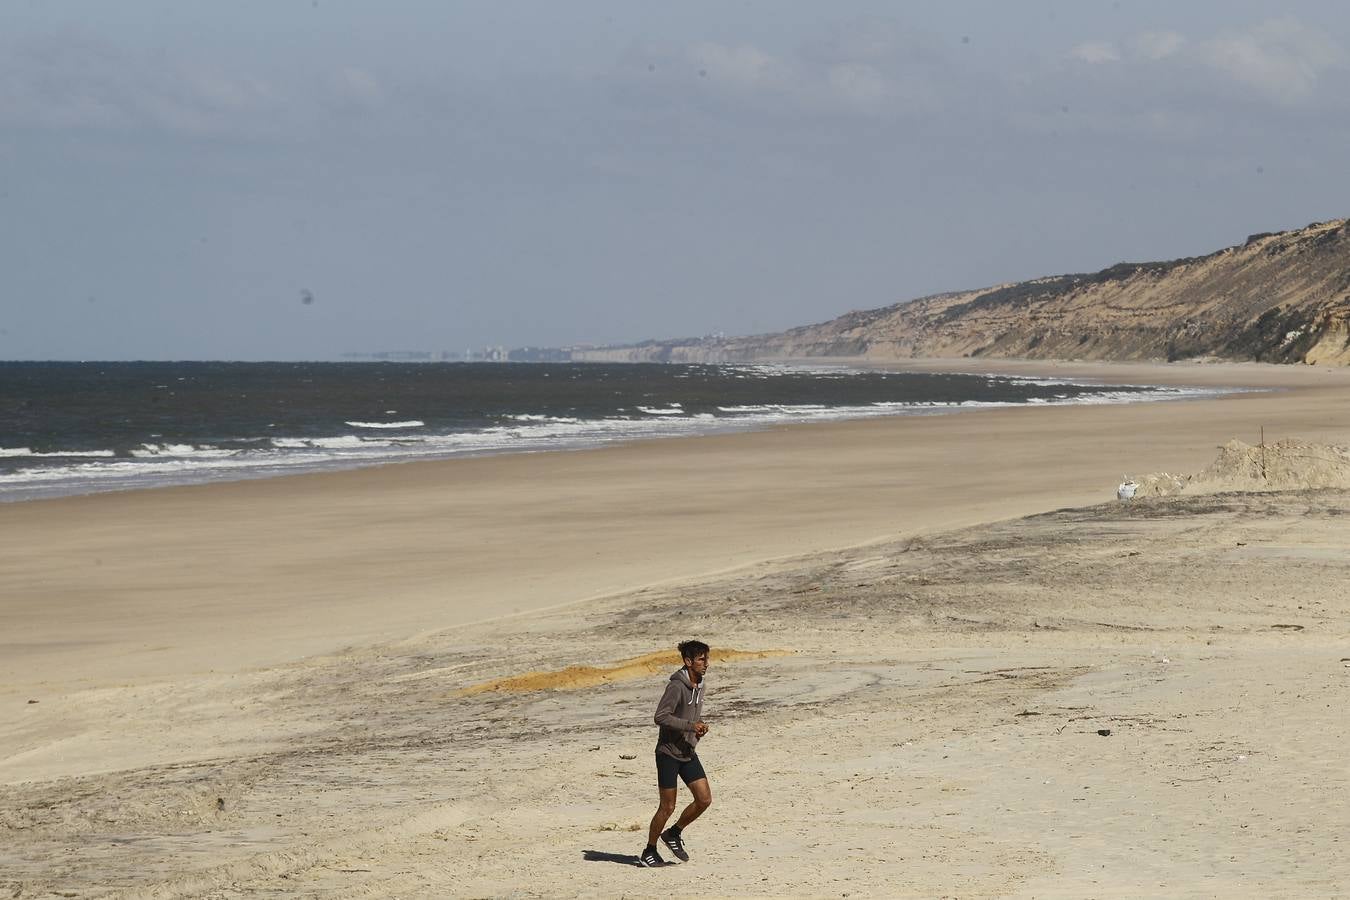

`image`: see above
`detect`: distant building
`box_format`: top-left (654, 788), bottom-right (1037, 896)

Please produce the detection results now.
top-left (340, 350), bottom-right (435, 361)
top-left (343, 344), bottom-right (574, 363)
top-left (508, 346), bottom-right (571, 362)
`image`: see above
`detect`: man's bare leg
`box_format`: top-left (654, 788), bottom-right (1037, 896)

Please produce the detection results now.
top-left (647, 787), bottom-right (679, 848)
top-left (674, 776), bottom-right (712, 830)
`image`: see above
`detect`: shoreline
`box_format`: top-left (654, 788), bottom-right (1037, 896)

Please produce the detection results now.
top-left (4, 358), bottom-right (1348, 703)
top-left (0, 358), bottom-right (1257, 506)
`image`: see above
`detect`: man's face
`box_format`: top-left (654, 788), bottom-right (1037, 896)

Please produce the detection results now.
top-left (685, 652), bottom-right (710, 678)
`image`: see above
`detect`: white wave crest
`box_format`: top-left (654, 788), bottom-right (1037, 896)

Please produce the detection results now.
top-left (131, 444), bottom-right (241, 459)
top-left (718, 404), bottom-right (829, 413)
top-left (273, 435), bottom-right (426, 450)
top-left (26, 450), bottom-right (117, 458)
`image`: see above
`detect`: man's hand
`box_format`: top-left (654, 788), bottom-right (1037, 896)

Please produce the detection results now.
top-left (694, 721), bottom-right (709, 737)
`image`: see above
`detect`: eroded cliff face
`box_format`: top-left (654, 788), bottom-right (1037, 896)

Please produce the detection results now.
top-left (572, 219), bottom-right (1350, 366)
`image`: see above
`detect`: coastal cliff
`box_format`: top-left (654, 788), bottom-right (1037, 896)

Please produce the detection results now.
top-left (572, 218), bottom-right (1350, 366)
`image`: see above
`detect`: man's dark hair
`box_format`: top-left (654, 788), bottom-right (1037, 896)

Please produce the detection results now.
top-left (678, 639), bottom-right (710, 661)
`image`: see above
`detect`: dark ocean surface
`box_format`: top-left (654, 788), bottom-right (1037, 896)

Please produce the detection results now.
top-left (0, 361), bottom-right (1239, 501)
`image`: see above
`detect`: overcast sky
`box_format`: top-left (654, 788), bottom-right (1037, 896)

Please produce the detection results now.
top-left (4, 1), bottom-right (1349, 360)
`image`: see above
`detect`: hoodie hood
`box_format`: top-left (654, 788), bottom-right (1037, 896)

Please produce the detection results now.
top-left (654, 666), bottom-right (706, 761)
top-left (671, 666), bottom-right (705, 700)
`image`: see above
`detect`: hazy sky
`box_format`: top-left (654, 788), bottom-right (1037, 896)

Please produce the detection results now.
top-left (4, 1), bottom-right (1349, 360)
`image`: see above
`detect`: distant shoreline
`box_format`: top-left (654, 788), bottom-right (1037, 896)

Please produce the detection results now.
top-left (0, 358), bottom-right (1251, 504)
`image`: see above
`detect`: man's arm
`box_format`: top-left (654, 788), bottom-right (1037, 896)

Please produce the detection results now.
top-left (653, 681), bottom-right (699, 733)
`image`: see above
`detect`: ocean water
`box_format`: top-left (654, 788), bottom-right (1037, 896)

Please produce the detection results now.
top-left (0, 361), bottom-right (1236, 502)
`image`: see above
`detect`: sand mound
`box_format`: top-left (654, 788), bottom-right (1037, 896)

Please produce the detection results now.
top-left (1190, 438), bottom-right (1350, 491)
top-left (455, 648), bottom-right (790, 696)
top-left (1127, 438), bottom-right (1350, 498)
top-left (1130, 471), bottom-right (1188, 498)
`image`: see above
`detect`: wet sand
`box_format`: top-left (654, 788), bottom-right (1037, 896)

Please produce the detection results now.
top-left (2, 359), bottom-right (1349, 897)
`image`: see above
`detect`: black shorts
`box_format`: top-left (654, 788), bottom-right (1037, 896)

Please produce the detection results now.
top-left (656, 751), bottom-right (707, 789)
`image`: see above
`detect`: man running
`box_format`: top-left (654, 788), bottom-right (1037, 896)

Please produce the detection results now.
top-left (640, 639), bottom-right (712, 868)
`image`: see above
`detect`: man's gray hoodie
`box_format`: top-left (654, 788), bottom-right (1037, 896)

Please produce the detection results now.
top-left (654, 667), bottom-right (705, 762)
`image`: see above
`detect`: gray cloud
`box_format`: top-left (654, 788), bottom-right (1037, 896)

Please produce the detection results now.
top-left (1132, 31), bottom-right (1187, 62)
top-left (684, 40), bottom-right (919, 116)
top-left (1197, 18), bottom-right (1345, 103)
top-left (621, 12), bottom-right (1347, 154)
top-left (608, 17), bottom-right (959, 127)
top-left (328, 67), bottom-right (385, 111)
top-left (0, 32), bottom-right (277, 136)
top-left (1066, 18), bottom-right (1345, 106)
top-left (1070, 41), bottom-right (1122, 64)
top-left (0, 30), bottom-right (388, 139)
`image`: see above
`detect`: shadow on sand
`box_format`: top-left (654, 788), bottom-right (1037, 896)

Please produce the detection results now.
top-left (582, 850), bottom-right (642, 867)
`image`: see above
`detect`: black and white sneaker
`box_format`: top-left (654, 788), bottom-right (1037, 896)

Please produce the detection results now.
top-left (639, 845), bottom-right (666, 868)
top-left (660, 828), bottom-right (690, 863)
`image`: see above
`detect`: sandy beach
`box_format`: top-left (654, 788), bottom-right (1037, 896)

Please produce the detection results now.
top-left (3, 359), bottom-right (1350, 898)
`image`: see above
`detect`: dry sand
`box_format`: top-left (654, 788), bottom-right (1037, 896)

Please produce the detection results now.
top-left (2, 359), bottom-right (1349, 897)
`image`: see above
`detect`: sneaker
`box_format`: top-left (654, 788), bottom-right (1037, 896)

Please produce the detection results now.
top-left (639, 845), bottom-right (666, 868)
top-left (660, 827), bottom-right (690, 863)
